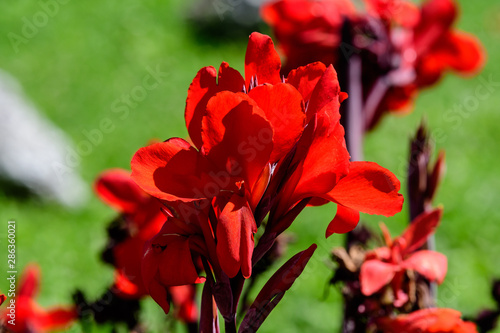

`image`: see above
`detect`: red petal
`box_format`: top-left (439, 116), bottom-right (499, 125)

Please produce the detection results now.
top-left (157, 238), bottom-right (203, 286)
top-left (202, 91), bottom-right (273, 190)
top-left (149, 279), bottom-right (171, 315)
top-left (306, 65), bottom-right (343, 123)
top-left (326, 205), bottom-right (360, 237)
top-left (417, 31), bottom-right (485, 87)
top-left (95, 169), bottom-right (147, 214)
top-left (283, 111), bottom-right (350, 209)
top-left (0, 294), bottom-right (5, 306)
top-left (186, 64), bottom-right (245, 150)
top-left (414, 0), bottom-right (457, 55)
top-left (286, 62), bottom-right (327, 102)
top-left (218, 62), bottom-right (245, 91)
top-left (401, 208), bottom-right (442, 253)
top-left (245, 32), bottom-right (282, 89)
top-left (38, 308), bottom-right (77, 331)
top-left (403, 250), bottom-right (448, 284)
top-left (360, 260), bottom-right (397, 296)
top-left (216, 194), bottom-right (257, 278)
top-left (114, 270), bottom-right (141, 298)
top-left (377, 308), bottom-right (475, 333)
top-left (18, 264), bottom-right (40, 298)
top-left (326, 161), bottom-right (404, 216)
top-left (248, 83), bottom-right (305, 162)
top-left (131, 138), bottom-right (222, 201)
top-left (186, 66), bottom-right (218, 150)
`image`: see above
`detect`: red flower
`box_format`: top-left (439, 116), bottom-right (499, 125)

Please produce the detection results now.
top-left (96, 169), bottom-right (199, 322)
top-left (0, 294), bottom-right (5, 306)
top-left (262, 0), bottom-right (485, 128)
top-left (1, 265), bottom-right (76, 333)
top-left (95, 168), bottom-right (166, 298)
top-left (132, 32), bottom-right (403, 283)
top-left (360, 208), bottom-right (447, 306)
top-left (261, 0), bottom-right (357, 74)
top-left (374, 0), bottom-right (485, 125)
top-left (377, 308), bottom-right (478, 333)
top-left (141, 209), bottom-right (207, 314)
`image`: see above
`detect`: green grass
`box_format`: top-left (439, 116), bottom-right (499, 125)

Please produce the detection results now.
top-left (1, 0), bottom-right (500, 332)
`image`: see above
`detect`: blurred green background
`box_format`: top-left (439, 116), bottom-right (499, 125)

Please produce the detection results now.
top-left (1, 0), bottom-right (499, 332)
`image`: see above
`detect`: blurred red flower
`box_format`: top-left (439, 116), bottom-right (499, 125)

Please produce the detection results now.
top-left (0, 265), bottom-right (76, 333)
top-left (95, 168), bottom-right (166, 298)
top-left (377, 308), bottom-right (478, 332)
top-left (360, 208), bottom-right (447, 306)
top-left (262, 0), bottom-right (485, 128)
top-left (95, 169), bottom-right (198, 322)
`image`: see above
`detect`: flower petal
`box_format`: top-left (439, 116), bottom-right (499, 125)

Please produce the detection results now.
top-left (185, 63), bottom-right (245, 150)
top-left (360, 260), bottom-right (397, 296)
top-left (286, 62), bottom-right (327, 102)
top-left (157, 238), bottom-right (204, 286)
top-left (326, 161), bottom-right (404, 216)
top-left (18, 264), bottom-right (40, 298)
top-left (202, 91), bottom-right (273, 190)
top-left (245, 32), bottom-right (282, 89)
top-left (94, 169), bottom-right (147, 214)
top-left (414, 0), bottom-right (457, 55)
top-left (38, 308), bottom-right (77, 331)
top-left (248, 83), bottom-right (305, 162)
top-left (131, 138), bottom-right (222, 201)
top-left (306, 65), bottom-right (343, 123)
top-left (402, 208), bottom-right (442, 254)
top-left (403, 250), bottom-right (448, 284)
top-left (326, 205), bottom-right (360, 238)
top-left (289, 111), bottom-right (350, 204)
top-left (215, 194), bottom-right (257, 278)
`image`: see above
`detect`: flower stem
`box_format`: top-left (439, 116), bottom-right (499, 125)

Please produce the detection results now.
top-left (224, 318), bottom-right (237, 333)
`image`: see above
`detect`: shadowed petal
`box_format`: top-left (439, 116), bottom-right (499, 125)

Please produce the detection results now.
top-left (248, 83), bottom-right (305, 162)
top-left (202, 91), bottom-right (273, 190)
top-left (131, 138), bottom-right (222, 201)
top-left (215, 194), bottom-right (257, 278)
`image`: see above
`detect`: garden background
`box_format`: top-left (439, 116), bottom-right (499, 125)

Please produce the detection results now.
top-left (1, 0), bottom-right (499, 331)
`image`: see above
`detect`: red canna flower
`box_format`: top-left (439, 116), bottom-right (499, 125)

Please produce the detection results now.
top-left (95, 168), bottom-right (166, 299)
top-left (360, 208), bottom-right (447, 306)
top-left (132, 32), bottom-right (403, 288)
top-left (377, 308), bottom-right (478, 333)
top-left (262, 0), bottom-right (485, 129)
top-left (1, 265), bottom-right (76, 333)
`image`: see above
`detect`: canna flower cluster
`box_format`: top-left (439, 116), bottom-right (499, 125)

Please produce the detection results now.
top-left (130, 32), bottom-right (403, 328)
top-left (262, 0), bottom-right (485, 129)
